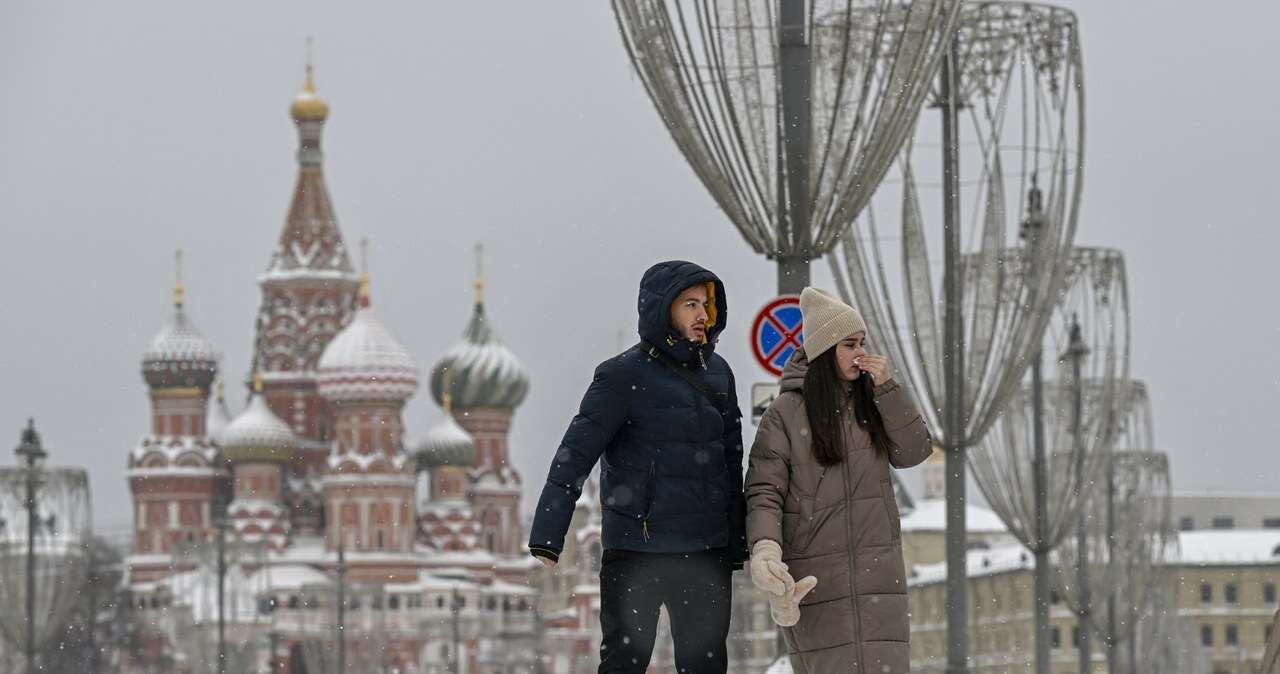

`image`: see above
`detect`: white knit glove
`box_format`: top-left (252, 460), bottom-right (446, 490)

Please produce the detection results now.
top-left (749, 540), bottom-right (794, 597)
top-left (770, 575), bottom-right (818, 627)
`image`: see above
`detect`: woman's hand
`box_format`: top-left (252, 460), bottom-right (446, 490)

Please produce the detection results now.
top-left (855, 354), bottom-right (893, 386)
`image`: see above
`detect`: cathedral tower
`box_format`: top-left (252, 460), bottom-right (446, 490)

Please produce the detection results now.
top-left (127, 251), bottom-right (224, 581)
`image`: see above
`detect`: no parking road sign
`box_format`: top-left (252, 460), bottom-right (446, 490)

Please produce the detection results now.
top-left (750, 296), bottom-right (804, 377)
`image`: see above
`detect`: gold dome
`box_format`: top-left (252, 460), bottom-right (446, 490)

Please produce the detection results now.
top-left (290, 64), bottom-right (329, 122)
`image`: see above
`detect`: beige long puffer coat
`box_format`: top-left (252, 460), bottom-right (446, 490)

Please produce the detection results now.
top-left (746, 351), bottom-right (932, 673)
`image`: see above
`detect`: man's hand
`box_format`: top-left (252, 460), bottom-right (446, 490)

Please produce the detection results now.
top-left (855, 354), bottom-right (893, 387)
top-left (538, 557), bottom-right (556, 569)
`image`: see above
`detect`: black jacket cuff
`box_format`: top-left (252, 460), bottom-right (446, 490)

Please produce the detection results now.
top-left (530, 546), bottom-right (561, 563)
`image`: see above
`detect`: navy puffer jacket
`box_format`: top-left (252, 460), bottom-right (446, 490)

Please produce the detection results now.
top-left (529, 261), bottom-right (748, 563)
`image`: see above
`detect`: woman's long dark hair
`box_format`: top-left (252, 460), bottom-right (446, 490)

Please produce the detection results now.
top-left (803, 349), bottom-right (897, 466)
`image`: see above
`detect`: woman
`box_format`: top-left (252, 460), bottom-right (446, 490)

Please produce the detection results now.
top-left (745, 287), bottom-right (932, 673)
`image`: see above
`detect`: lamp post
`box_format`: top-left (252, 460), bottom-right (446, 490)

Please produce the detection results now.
top-left (15, 418), bottom-right (52, 674)
top-left (336, 538), bottom-right (347, 674)
top-left (1064, 317), bottom-right (1091, 673)
top-left (214, 501), bottom-right (228, 674)
top-left (450, 586), bottom-right (462, 674)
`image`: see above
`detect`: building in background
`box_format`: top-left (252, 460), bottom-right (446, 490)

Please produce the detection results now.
top-left (123, 65), bottom-right (538, 674)
top-left (1167, 528), bottom-right (1280, 672)
top-left (1173, 492), bottom-right (1280, 532)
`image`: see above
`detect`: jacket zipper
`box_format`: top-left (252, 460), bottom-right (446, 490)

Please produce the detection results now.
top-left (641, 461), bottom-right (656, 542)
top-left (841, 418), bottom-right (866, 665)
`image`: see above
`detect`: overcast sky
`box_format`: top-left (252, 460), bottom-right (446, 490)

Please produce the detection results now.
top-left (2, 1), bottom-right (1277, 535)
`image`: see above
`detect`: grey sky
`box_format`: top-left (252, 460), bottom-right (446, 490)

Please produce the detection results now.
top-left (2, 1), bottom-right (1277, 535)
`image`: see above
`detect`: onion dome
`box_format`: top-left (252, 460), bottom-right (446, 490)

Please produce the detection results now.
top-left (206, 380), bottom-right (233, 441)
top-left (142, 250), bottom-right (218, 389)
top-left (290, 63), bottom-right (329, 122)
top-left (429, 245), bottom-right (529, 410)
top-left (220, 374), bottom-right (295, 463)
top-left (316, 275), bottom-right (418, 402)
top-left (415, 387), bottom-right (476, 469)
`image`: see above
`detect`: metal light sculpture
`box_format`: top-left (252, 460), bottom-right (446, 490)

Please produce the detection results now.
top-left (613, 0), bottom-right (962, 293)
top-left (966, 247), bottom-right (1127, 673)
top-left (0, 420), bottom-right (91, 674)
top-left (1053, 382), bottom-right (1173, 674)
top-left (828, 5), bottom-right (1085, 668)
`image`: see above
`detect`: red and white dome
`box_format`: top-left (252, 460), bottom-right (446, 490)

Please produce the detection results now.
top-left (317, 294), bottom-right (418, 402)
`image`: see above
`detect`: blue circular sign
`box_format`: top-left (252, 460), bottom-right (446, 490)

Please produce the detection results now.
top-left (751, 296), bottom-right (804, 376)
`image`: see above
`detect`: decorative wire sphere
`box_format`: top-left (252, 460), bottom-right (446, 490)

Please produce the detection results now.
top-left (0, 465), bottom-right (91, 663)
top-left (1051, 382), bottom-right (1174, 660)
top-left (828, 1), bottom-right (1085, 449)
top-left (968, 247), bottom-right (1130, 554)
top-left (612, 0), bottom-right (962, 257)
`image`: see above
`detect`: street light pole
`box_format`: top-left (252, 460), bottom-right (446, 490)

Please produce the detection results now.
top-left (1065, 317), bottom-right (1091, 673)
top-left (215, 513), bottom-right (227, 674)
top-left (939, 35), bottom-right (969, 674)
top-left (16, 418), bottom-right (48, 674)
top-left (1020, 177), bottom-right (1050, 674)
top-left (776, 0), bottom-right (812, 295)
top-left (451, 586), bottom-right (462, 674)
top-left (337, 538), bottom-right (347, 674)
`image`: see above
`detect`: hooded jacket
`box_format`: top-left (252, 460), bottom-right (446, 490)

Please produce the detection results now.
top-left (745, 350), bottom-right (932, 673)
top-left (529, 261), bottom-right (748, 563)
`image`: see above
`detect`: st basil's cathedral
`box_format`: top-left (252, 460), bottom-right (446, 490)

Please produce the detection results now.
top-left (122, 64), bottom-right (540, 674)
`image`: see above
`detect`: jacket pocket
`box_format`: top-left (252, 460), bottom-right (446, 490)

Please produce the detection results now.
top-left (880, 478), bottom-right (901, 543)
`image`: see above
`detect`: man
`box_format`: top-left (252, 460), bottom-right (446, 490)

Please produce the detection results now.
top-left (529, 260), bottom-right (748, 674)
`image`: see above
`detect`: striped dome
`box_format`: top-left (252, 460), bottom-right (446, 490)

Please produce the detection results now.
top-left (142, 305), bottom-right (219, 389)
top-left (219, 394), bottom-right (294, 463)
top-left (415, 415), bottom-right (476, 469)
top-left (429, 303), bottom-right (528, 410)
top-left (317, 303), bottom-right (419, 402)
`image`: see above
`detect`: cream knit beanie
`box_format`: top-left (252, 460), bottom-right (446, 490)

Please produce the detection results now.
top-left (799, 287), bottom-right (867, 360)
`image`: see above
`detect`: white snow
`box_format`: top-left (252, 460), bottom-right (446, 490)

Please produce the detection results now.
top-left (248, 563), bottom-right (331, 591)
top-left (899, 497), bottom-right (1008, 533)
top-left (909, 542), bottom-right (1034, 586)
top-left (221, 394), bottom-right (295, 450)
top-left (143, 307), bottom-right (218, 363)
top-left (316, 306), bottom-right (418, 401)
top-left (1168, 529), bottom-right (1280, 566)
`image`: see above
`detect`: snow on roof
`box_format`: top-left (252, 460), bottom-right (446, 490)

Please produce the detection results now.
top-left (220, 394), bottom-right (294, 452)
top-left (900, 498), bottom-right (1007, 533)
top-left (1167, 529), bottom-right (1280, 566)
top-left (1172, 490), bottom-right (1280, 500)
top-left (486, 579), bottom-right (538, 596)
top-left (160, 564), bottom-right (267, 623)
top-left (317, 305), bottom-right (419, 402)
top-left (909, 543), bottom-right (1034, 587)
top-left (249, 564), bottom-right (331, 591)
top-left (385, 571), bottom-right (478, 593)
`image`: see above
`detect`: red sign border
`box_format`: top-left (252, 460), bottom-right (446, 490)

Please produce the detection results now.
top-left (750, 295), bottom-right (802, 377)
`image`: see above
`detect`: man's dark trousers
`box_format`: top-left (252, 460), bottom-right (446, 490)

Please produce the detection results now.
top-left (598, 548), bottom-right (732, 674)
